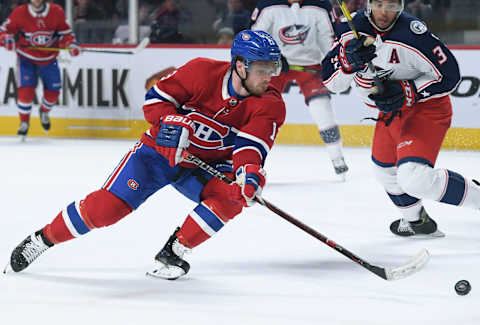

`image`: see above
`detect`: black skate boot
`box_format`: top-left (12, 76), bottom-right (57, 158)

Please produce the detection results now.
top-left (39, 108), bottom-right (51, 132)
top-left (146, 227), bottom-right (191, 280)
top-left (332, 157), bottom-right (349, 180)
top-left (390, 207), bottom-right (445, 238)
top-left (5, 230), bottom-right (54, 273)
top-left (17, 121), bottom-right (29, 139)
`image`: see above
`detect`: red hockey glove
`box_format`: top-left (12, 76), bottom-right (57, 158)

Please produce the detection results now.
top-left (59, 36), bottom-right (81, 57)
top-left (368, 80), bottom-right (418, 113)
top-left (67, 43), bottom-right (81, 57)
top-left (230, 164), bottom-right (266, 207)
top-left (0, 33), bottom-right (15, 51)
top-left (155, 114), bottom-right (195, 166)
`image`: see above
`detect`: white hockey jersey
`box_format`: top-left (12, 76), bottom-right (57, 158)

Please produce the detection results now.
top-left (251, 0), bottom-right (336, 66)
top-left (321, 11), bottom-right (461, 107)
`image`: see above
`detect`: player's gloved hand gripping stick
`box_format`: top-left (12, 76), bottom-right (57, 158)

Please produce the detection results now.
top-left (155, 114), bottom-right (195, 167)
top-left (230, 164), bottom-right (266, 207)
top-left (0, 33), bottom-right (15, 51)
top-left (181, 150), bottom-right (430, 281)
top-left (335, 0), bottom-right (384, 94)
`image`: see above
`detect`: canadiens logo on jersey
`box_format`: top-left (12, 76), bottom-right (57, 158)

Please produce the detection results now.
top-left (29, 31), bottom-right (54, 46)
top-left (279, 25), bottom-right (310, 44)
top-left (187, 112), bottom-right (236, 150)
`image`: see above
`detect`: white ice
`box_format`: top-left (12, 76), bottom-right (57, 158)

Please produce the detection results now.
top-left (0, 137), bottom-right (478, 325)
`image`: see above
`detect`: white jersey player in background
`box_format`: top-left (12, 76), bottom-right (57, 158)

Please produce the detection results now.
top-left (322, 0), bottom-right (480, 237)
top-left (251, 0), bottom-right (349, 179)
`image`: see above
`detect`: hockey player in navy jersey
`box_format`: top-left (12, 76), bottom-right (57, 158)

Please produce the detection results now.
top-left (251, 0), bottom-right (349, 179)
top-left (322, 0), bottom-right (480, 237)
top-left (5, 30), bottom-right (286, 280)
top-left (0, 0), bottom-right (80, 139)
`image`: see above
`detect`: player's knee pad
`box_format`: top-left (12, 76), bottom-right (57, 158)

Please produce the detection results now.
top-left (372, 163), bottom-right (403, 193)
top-left (202, 196), bottom-right (242, 222)
top-left (397, 162), bottom-right (444, 199)
top-left (201, 177), bottom-right (243, 221)
top-left (80, 189), bottom-right (133, 228)
top-left (17, 86), bottom-right (35, 107)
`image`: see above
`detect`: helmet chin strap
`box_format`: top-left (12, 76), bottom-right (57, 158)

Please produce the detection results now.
top-left (233, 63), bottom-right (253, 95)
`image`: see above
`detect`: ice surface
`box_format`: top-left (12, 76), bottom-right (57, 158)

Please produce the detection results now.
top-left (0, 137), bottom-right (478, 325)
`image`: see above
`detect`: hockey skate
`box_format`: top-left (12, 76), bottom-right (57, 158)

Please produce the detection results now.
top-left (332, 157), bottom-right (349, 181)
top-left (146, 227), bottom-right (191, 280)
top-left (390, 207), bottom-right (445, 238)
top-left (17, 121), bottom-right (29, 141)
top-left (4, 230), bottom-right (53, 273)
top-left (39, 109), bottom-right (51, 132)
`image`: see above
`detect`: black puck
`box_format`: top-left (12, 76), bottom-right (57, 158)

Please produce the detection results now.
top-left (455, 280), bottom-right (471, 296)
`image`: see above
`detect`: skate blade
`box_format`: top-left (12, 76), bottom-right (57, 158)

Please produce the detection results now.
top-left (146, 263), bottom-right (186, 280)
top-left (336, 171), bottom-right (347, 182)
top-left (3, 262), bottom-right (12, 274)
top-left (395, 229), bottom-right (446, 239)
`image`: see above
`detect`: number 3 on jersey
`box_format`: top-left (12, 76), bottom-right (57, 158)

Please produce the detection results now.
top-left (432, 46), bottom-right (447, 65)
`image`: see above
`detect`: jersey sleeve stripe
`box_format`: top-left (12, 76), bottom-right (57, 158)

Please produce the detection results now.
top-left (236, 131), bottom-right (270, 153)
top-left (144, 98), bottom-right (163, 106)
top-left (58, 29), bottom-right (73, 35)
top-left (233, 146), bottom-right (263, 162)
top-left (153, 84), bottom-right (180, 108)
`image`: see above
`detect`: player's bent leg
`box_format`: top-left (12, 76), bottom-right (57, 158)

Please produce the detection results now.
top-left (372, 162), bottom-right (443, 238)
top-left (394, 161), bottom-right (480, 237)
top-left (39, 90), bottom-right (59, 132)
top-left (308, 96), bottom-right (348, 179)
top-left (17, 86), bottom-right (35, 138)
top-left (6, 189), bottom-right (132, 273)
top-left (149, 178), bottom-right (242, 280)
top-left (397, 162), bottom-right (480, 210)
top-left (373, 164), bottom-right (423, 220)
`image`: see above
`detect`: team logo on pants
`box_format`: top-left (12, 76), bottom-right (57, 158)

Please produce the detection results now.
top-left (127, 179), bottom-right (139, 190)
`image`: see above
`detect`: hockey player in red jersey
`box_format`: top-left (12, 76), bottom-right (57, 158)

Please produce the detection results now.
top-left (322, 0), bottom-right (480, 237)
top-left (0, 0), bottom-right (80, 139)
top-left (5, 30), bottom-right (286, 280)
top-left (251, 0), bottom-right (349, 179)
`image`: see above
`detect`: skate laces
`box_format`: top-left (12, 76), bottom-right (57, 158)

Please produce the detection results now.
top-left (398, 219), bottom-right (414, 233)
top-left (40, 111), bottom-right (49, 124)
top-left (172, 239), bottom-right (191, 258)
top-left (332, 157), bottom-right (346, 168)
top-left (19, 122), bottom-right (29, 131)
top-left (22, 235), bottom-right (49, 263)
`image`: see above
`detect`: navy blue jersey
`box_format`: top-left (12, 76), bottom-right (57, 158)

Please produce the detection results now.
top-left (322, 10), bottom-right (460, 105)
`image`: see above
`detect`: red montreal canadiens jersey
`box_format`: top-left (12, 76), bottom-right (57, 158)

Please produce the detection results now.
top-left (141, 58), bottom-right (286, 170)
top-left (0, 3), bottom-right (74, 65)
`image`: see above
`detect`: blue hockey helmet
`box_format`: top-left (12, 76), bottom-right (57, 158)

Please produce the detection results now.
top-left (231, 30), bottom-right (282, 75)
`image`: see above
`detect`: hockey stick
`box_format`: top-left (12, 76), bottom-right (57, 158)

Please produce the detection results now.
top-left (335, 0), bottom-right (384, 94)
top-left (181, 151), bottom-right (430, 281)
top-left (289, 65), bottom-right (319, 74)
top-left (23, 37), bottom-right (150, 55)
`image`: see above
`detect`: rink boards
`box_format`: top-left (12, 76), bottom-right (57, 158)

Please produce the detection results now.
top-left (0, 45), bottom-right (479, 149)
